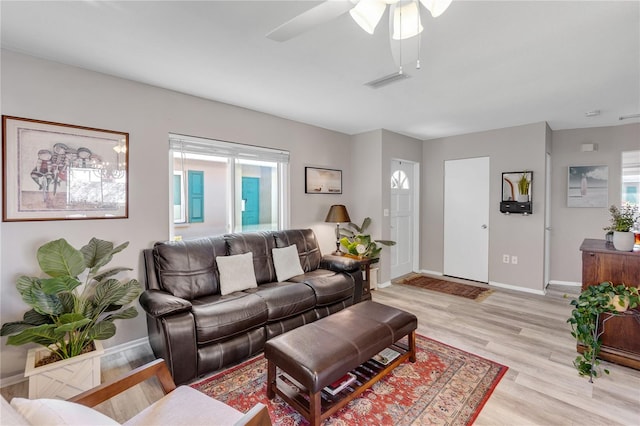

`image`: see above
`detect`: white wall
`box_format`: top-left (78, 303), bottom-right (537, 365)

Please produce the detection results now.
top-left (0, 50), bottom-right (352, 378)
top-left (550, 123), bottom-right (640, 284)
top-left (422, 122), bottom-right (549, 293)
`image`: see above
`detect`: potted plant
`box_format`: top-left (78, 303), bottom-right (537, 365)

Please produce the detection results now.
top-left (567, 281), bottom-right (639, 382)
top-left (603, 204), bottom-right (638, 251)
top-left (1, 237), bottom-right (142, 398)
top-left (517, 173), bottom-right (530, 202)
top-left (339, 217), bottom-right (396, 263)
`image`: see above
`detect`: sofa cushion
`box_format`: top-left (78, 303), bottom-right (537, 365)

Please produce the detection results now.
top-left (10, 397), bottom-right (120, 426)
top-left (274, 229), bottom-right (322, 272)
top-left (303, 274), bottom-right (354, 306)
top-left (272, 245), bottom-right (305, 282)
top-left (244, 281), bottom-right (316, 321)
top-left (225, 232), bottom-right (277, 284)
top-left (191, 293), bottom-right (268, 345)
top-left (153, 237), bottom-right (226, 300)
top-left (216, 252), bottom-right (258, 295)
top-left (286, 268), bottom-right (335, 283)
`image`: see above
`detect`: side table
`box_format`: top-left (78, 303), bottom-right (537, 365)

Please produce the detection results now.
top-left (342, 254), bottom-right (373, 302)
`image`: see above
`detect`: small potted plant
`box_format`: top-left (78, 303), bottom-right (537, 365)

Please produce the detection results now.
top-left (567, 281), bottom-right (639, 382)
top-left (517, 173), bottom-right (530, 202)
top-left (339, 218), bottom-right (395, 289)
top-left (1, 237), bottom-right (142, 398)
top-left (603, 204), bottom-right (638, 251)
top-left (339, 217), bottom-right (395, 263)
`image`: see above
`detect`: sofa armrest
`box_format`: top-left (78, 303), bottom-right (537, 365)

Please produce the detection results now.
top-left (139, 290), bottom-right (192, 318)
top-left (320, 254), bottom-right (361, 273)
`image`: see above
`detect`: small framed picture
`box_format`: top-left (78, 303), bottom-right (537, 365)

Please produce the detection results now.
top-left (305, 167), bottom-right (342, 194)
top-left (2, 116), bottom-right (129, 221)
top-left (567, 165), bottom-right (608, 208)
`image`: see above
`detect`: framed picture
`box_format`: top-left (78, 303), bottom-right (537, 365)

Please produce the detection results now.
top-left (305, 167), bottom-right (342, 194)
top-left (2, 116), bottom-right (129, 221)
top-left (567, 165), bottom-right (608, 208)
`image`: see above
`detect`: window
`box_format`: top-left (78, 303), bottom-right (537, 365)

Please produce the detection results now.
top-left (169, 134), bottom-right (289, 240)
top-left (391, 170), bottom-right (409, 189)
top-left (622, 150), bottom-right (639, 206)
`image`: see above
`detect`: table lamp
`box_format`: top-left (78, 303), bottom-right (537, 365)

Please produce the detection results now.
top-left (325, 204), bottom-right (351, 254)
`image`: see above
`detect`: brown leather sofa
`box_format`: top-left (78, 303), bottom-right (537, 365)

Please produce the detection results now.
top-left (140, 229), bottom-right (364, 385)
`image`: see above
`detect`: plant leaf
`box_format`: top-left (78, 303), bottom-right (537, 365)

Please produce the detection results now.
top-left (81, 238), bottom-right (114, 272)
top-left (92, 279), bottom-right (128, 311)
top-left (40, 276), bottom-right (82, 295)
top-left (89, 321), bottom-right (116, 340)
top-left (93, 267), bottom-right (133, 283)
top-left (103, 306), bottom-right (138, 322)
top-left (37, 239), bottom-right (85, 278)
top-left (5, 324), bottom-right (61, 347)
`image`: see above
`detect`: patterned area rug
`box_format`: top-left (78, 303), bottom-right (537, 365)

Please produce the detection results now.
top-left (191, 334), bottom-right (507, 425)
top-left (395, 274), bottom-right (494, 301)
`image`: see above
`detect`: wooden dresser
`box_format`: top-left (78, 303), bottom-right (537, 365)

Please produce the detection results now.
top-left (579, 238), bottom-right (640, 369)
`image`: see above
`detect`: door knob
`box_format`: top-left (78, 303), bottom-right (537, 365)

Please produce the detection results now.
top-left (481, 224), bottom-right (487, 229)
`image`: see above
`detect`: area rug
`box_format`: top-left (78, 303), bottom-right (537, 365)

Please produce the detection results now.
top-left (395, 273), bottom-right (494, 302)
top-left (191, 334), bottom-right (507, 425)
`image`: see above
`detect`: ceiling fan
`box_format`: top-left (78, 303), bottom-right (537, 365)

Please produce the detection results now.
top-left (266, 0), bottom-right (454, 42)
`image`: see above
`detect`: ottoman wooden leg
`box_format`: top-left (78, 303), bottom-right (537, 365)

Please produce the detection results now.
top-left (408, 330), bottom-right (417, 363)
top-left (309, 390), bottom-right (321, 426)
top-left (267, 359), bottom-right (276, 399)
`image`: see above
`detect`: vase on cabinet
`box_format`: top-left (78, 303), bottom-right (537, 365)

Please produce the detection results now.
top-left (612, 231), bottom-right (635, 252)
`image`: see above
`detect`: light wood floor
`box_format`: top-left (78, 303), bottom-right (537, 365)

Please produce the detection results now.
top-left (3, 282), bottom-right (640, 425)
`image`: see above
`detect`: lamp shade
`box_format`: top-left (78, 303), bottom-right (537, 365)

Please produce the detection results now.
top-left (350, 0), bottom-right (387, 34)
top-left (325, 205), bottom-right (351, 223)
top-left (392, 1), bottom-right (423, 40)
top-left (420, 0), bottom-right (453, 18)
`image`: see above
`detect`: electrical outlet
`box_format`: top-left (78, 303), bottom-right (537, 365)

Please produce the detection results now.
top-left (502, 254), bottom-right (510, 264)
top-left (511, 255), bottom-right (518, 265)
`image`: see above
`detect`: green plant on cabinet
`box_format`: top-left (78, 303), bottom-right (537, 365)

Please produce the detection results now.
top-left (567, 281), bottom-right (639, 381)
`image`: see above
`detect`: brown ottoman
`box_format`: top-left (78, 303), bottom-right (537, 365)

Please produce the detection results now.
top-left (265, 301), bottom-right (417, 425)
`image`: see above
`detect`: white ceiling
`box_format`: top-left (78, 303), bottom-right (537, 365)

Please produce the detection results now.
top-left (1, 1), bottom-right (639, 140)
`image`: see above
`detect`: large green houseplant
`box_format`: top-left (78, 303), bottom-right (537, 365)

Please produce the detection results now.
top-left (339, 217), bottom-right (395, 263)
top-left (1, 237), bottom-right (142, 363)
top-left (567, 281), bottom-right (639, 382)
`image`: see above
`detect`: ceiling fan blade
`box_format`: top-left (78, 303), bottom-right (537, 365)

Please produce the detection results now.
top-left (266, 1), bottom-right (356, 42)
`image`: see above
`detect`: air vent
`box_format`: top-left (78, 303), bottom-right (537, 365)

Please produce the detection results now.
top-left (365, 72), bottom-right (410, 89)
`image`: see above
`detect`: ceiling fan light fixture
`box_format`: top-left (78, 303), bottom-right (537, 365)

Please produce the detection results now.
top-left (392, 1), bottom-right (423, 40)
top-left (419, 0), bottom-right (453, 18)
top-left (350, 0), bottom-right (387, 34)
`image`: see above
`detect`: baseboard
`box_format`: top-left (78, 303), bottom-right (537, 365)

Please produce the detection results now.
top-left (419, 269), bottom-right (443, 276)
top-left (0, 337), bottom-right (150, 389)
top-left (377, 280), bottom-right (392, 288)
top-left (489, 281), bottom-right (546, 295)
top-left (547, 280), bottom-right (581, 287)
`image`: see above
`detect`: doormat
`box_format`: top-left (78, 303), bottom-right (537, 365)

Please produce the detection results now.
top-left (395, 273), bottom-right (494, 301)
top-left (191, 333), bottom-right (508, 425)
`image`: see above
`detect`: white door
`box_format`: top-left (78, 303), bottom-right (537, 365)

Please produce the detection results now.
top-left (390, 159), bottom-right (416, 278)
top-left (544, 152), bottom-right (551, 288)
top-left (443, 157), bottom-right (490, 282)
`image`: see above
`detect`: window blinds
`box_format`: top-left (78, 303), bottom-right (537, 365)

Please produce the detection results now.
top-left (169, 134), bottom-right (289, 163)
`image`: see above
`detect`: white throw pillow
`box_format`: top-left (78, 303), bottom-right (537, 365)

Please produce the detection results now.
top-left (10, 397), bottom-right (120, 426)
top-left (272, 244), bottom-right (305, 282)
top-left (216, 252), bottom-right (258, 295)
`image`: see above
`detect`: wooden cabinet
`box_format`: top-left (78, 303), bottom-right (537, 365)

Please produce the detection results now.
top-left (580, 239), bottom-right (640, 369)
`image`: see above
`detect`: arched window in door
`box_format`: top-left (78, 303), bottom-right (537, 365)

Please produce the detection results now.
top-left (391, 170), bottom-right (409, 189)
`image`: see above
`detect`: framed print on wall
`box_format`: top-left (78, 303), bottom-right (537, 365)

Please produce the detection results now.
top-left (2, 115), bottom-right (129, 221)
top-left (567, 165), bottom-right (608, 208)
top-left (305, 167), bottom-right (342, 194)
